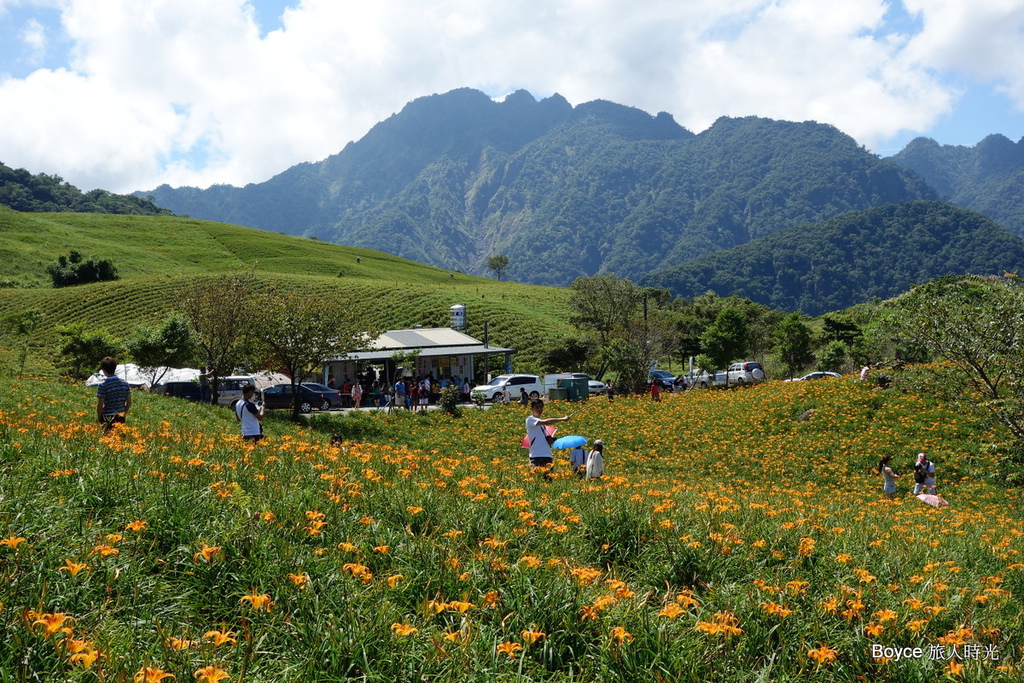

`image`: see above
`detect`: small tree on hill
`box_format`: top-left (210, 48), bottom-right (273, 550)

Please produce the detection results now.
top-left (178, 271), bottom-right (258, 404)
top-left (55, 324), bottom-right (122, 380)
top-left (250, 289), bottom-right (378, 422)
top-left (1, 309), bottom-right (42, 376)
top-left (47, 250), bottom-right (119, 288)
top-left (699, 307), bottom-right (748, 381)
top-left (775, 313), bottom-right (815, 379)
top-left (486, 255), bottom-right (510, 281)
top-left (126, 318), bottom-right (195, 389)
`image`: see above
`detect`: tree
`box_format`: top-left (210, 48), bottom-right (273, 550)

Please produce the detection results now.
top-left (568, 275), bottom-right (676, 392)
top-left (126, 318), bottom-right (195, 389)
top-left (882, 275), bottom-right (1024, 482)
top-left (699, 307), bottom-right (748, 377)
top-left (46, 250), bottom-right (119, 288)
top-left (486, 255), bottom-right (510, 281)
top-left (250, 289), bottom-right (378, 421)
top-left (55, 324), bottom-right (122, 380)
top-left (1, 309), bottom-right (42, 376)
top-left (775, 313), bottom-right (815, 378)
top-left (178, 271), bottom-right (258, 404)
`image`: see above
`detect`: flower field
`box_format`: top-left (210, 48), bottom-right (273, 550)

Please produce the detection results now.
top-left (1, 377), bottom-right (1022, 681)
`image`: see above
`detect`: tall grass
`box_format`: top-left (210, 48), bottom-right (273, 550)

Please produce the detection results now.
top-left (0, 377), bottom-right (1020, 681)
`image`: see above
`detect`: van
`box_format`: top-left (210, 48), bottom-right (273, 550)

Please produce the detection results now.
top-left (215, 375), bottom-right (257, 407)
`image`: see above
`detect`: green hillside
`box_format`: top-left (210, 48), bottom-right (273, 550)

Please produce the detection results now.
top-left (643, 201), bottom-right (1024, 315)
top-left (0, 208), bottom-right (572, 372)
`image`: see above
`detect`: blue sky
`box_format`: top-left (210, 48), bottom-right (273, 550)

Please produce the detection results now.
top-left (1, 0), bottom-right (1023, 193)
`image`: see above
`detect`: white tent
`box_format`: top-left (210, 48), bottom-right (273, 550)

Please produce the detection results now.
top-left (85, 364), bottom-right (200, 389)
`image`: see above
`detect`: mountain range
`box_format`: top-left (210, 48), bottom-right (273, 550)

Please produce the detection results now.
top-left (85, 88), bottom-right (1024, 312)
top-left (140, 89), bottom-right (949, 281)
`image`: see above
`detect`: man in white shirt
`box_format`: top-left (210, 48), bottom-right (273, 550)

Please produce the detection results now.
top-left (235, 384), bottom-right (265, 442)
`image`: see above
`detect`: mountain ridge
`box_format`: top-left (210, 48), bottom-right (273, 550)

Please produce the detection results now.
top-left (141, 88), bottom-right (937, 286)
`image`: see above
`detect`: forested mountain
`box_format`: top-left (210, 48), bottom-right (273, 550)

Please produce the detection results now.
top-left (143, 88), bottom-right (936, 286)
top-left (0, 162), bottom-right (171, 216)
top-left (890, 134), bottom-right (1024, 239)
top-left (643, 201), bottom-right (1024, 315)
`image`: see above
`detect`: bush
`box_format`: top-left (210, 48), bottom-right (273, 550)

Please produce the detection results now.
top-left (437, 385), bottom-right (461, 416)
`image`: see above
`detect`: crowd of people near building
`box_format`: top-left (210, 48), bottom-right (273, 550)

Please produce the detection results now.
top-left (327, 373), bottom-right (474, 409)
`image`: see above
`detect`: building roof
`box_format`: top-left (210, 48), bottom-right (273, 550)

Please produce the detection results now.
top-left (368, 328), bottom-right (481, 350)
top-left (328, 328), bottom-right (515, 362)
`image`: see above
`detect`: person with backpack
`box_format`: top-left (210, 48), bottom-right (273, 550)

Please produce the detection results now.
top-left (235, 384), bottom-right (265, 442)
top-left (913, 452), bottom-right (936, 495)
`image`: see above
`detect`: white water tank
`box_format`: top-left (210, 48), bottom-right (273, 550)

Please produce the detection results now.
top-left (450, 304), bottom-right (466, 330)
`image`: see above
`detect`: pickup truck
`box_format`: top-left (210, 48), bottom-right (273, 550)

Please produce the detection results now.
top-left (678, 361), bottom-right (765, 389)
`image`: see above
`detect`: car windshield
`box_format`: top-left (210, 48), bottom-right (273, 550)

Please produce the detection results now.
top-left (487, 377), bottom-right (511, 386)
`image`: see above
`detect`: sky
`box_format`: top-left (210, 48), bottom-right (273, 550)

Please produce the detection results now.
top-left (1, 0), bottom-right (1023, 195)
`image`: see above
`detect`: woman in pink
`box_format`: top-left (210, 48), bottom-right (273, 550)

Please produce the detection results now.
top-left (351, 381), bottom-right (363, 409)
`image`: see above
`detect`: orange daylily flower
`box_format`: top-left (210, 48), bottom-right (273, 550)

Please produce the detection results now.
top-left (0, 535), bottom-right (27, 550)
top-left (194, 665), bottom-right (231, 683)
top-left (134, 667), bottom-right (176, 683)
top-left (496, 641), bottom-right (523, 658)
top-left (520, 629), bottom-right (546, 646)
top-left (391, 622), bottom-right (418, 637)
top-left (808, 644), bottom-right (839, 664)
top-left (239, 593), bottom-right (274, 612)
top-left (203, 629), bottom-right (237, 647)
top-left (192, 544), bottom-right (221, 564)
top-left (59, 559), bottom-right (89, 577)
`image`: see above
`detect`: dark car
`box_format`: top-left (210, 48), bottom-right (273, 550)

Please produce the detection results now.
top-left (152, 381), bottom-right (203, 402)
top-left (648, 369), bottom-right (676, 389)
top-left (301, 382), bottom-right (343, 407)
top-left (262, 383), bottom-right (334, 413)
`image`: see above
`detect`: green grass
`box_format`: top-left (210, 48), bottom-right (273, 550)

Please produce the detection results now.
top-left (0, 376), bottom-right (1021, 681)
top-left (0, 208), bottom-right (573, 371)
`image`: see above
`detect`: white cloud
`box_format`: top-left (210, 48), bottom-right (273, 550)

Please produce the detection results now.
top-left (18, 17), bottom-right (46, 63)
top-left (903, 0), bottom-right (1024, 110)
top-left (0, 0), bottom-right (1020, 193)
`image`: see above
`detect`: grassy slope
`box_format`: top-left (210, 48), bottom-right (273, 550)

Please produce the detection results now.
top-left (0, 208), bottom-right (572, 370)
top-left (0, 376), bottom-right (1021, 681)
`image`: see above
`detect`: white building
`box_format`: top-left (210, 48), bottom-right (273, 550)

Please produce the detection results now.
top-left (322, 328), bottom-right (515, 385)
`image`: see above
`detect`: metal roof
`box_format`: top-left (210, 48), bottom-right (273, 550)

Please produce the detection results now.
top-left (368, 328), bottom-right (480, 349)
top-left (328, 328), bottom-right (516, 362)
top-left (341, 344), bottom-right (516, 362)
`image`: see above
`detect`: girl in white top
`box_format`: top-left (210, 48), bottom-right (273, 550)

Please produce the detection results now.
top-left (585, 440), bottom-right (605, 479)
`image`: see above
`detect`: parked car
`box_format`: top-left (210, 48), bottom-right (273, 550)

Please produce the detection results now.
top-left (261, 383), bottom-right (334, 413)
top-left (785, 371), bottom-right (842, 382)
top-left (648, 369), bottom-right (676, 389)
top-left (301, 382), bottom-right (343, 407)
top-left (728, 361), bottom-right (766, 385)
top-left (677, 361), bottom-right (766, 389)
top-left (471, 374), bottom-right (543, 403)
top-left (215, 375), bottom-right (258, 407)
top-left (152, 381), bottom-right (203, 402)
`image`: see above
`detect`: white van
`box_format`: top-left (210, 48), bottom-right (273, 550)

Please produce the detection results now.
top-left (471, 374), bottom-right (543, 403)
top-left (215, 375), bottom-right (258, 407)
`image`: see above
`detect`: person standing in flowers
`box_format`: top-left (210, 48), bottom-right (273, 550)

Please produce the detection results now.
top-left (235, 384), bottom-right (265, 442)
top-left (585, 439), bottom-right (605, 479)
top-left (526, 399), bottom-right (569, 475)
top-left (569, 444), bottom-right (587, 478)
top-left (913, 452), bottom-right (936, 494)
top-left (96, 356), bottom-right (131, 432)
top-left (878, 455), bottom-right (899, 499)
